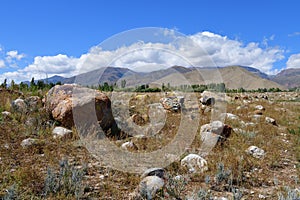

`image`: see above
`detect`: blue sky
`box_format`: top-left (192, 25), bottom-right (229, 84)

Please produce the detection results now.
top-left (1, 0), bottom-right (300, 82)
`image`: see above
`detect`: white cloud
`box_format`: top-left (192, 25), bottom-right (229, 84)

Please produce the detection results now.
top-left (6, 50), bottom-right (25, 62)
top-left (0, 30), bottom-right (285, 83)
top-left (286, 53), bottom-right (300, 68)
top-left (0, 54), bottom-right (79, 83)
top-left (0, 60), bottom-right (5, 68)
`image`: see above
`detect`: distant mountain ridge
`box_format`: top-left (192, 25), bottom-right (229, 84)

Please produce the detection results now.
top-left (270, 68), bottom-right (300, 88)
top-left (34, 65), bottom-right (299, 89)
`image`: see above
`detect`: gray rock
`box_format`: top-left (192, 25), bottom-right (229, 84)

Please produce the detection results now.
top-left (255, 105), bottom-right (265, 111)
top-left (265, 116), bottom-right (277, 125)
top-left (25, 96), bottom-right (41, 112)
top-left (138, 176), bottom-right (164, 199)
top-left (141, 168), bottom-right (165, 179)
top-left (200, 96), bottom-right (215, 106)
top-left (246, 146), bottom-right (265, 159)
top-left (11, 98), bottom-right (27, 113)
top-left (200, 121), bottom-right (232, 137)
top-left (181, 154), bottom-right (208, 173)
top-left (52, 127), bottom-right (73, 139)
top-left (21, 138), bottom-right (38, 148)
top-left (160, 97), bottom-right (181, 112)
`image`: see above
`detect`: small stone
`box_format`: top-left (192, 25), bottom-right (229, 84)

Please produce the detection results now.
top-left (258, 194), bottom-right (266, 199)
top-left (246, 146), bottom-right (265, 159)
top-left (265, 117), bottom-right (277, 125)
top-left (121, 141), bottom-right (138, 151)
top-left (52, 127), bottom-right (73, 139)
top-left (181, 154), bottom-right (208, 173)
top-left (255, 105), bottom-right (265, 111)
top-left (99, 175), bottom-right (105, 179)
top-left (11, 98), bottom-right (27, 113)
top-left (174, 175), bottom-right (184, 181)
top-left (1, 111), bottom-right (11, 117)
top-left (21, 138), bottom-right (38, 148)
top-left (160, 97), bottom-right (181, 112)
top-left (221, 113), bottom-right (239, 120)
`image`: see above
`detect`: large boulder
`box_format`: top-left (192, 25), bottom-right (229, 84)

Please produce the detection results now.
top-left (45, 84), bottom-right (121, 138)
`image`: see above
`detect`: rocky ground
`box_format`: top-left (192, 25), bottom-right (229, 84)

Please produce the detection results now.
top-left (0, 86), bottom-right (299, 199)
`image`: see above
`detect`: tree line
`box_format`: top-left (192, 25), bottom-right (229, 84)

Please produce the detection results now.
top-left (0, 78), bottom-right (61, 92)
top-left (1, 78), bottom-right (295, 93)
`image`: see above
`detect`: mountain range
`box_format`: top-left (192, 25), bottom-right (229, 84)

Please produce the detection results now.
top-left (35, 66), bottom-right (300, 90)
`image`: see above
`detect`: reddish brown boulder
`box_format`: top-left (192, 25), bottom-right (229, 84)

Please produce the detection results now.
top-left (45, 84), bottom-right (121, 138)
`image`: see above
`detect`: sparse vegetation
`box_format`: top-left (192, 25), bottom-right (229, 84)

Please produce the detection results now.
top-left (0, 82), bottom-right (299, 199)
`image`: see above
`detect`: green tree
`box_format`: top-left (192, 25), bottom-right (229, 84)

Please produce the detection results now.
top-left (121, 80), bottom-right (126, 88)
top-left (37, 80), bottom-right (45, 90)
top-left (162, 83), bottom-right (165, 91)
top-left (1, 78), bottom-right (7, 89)
top-left (10, 80), bottom-right (16, 90)
top-left (19, 82), bottom-right (28, 91)
top-left (30, 77), bottom-right (36, 88)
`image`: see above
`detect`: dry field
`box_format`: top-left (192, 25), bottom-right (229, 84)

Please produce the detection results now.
top-left (0, 89), bottom-right (299, 199)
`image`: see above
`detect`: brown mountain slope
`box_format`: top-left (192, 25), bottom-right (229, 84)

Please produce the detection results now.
top-left (271, 68), bottom-right (300, 88)
top-left (152, 66), bottom-right (285, 90)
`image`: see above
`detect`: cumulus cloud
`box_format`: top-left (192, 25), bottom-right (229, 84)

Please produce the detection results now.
top-left (6, 50), bottom-right (25, 62)
top-left (0, 30), bottom-right (286, 83)
top-left (286, 53), bottom-right (300, 68)
top-left (0, 54), bottom-right (79, 83)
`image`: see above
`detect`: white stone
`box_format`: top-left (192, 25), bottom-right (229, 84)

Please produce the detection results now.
top-left (255, 105), bottom-right (265, 110)
top-left (21, 138), bottom-right (38, 148)
top-left (121, 140), bottom-right (135, 148)
top-left (52, 127), bottom-right (72, 139)
top-left (1, 111), bottom-right (11, 116)
top-left (99, 175), bottom-right (105, 179)
top-left (221, 113), bottom-right (239, 120)
top-left (246, 146), bottom-right (265, 159)
top-left (258, 194), bottom-right (266, 199)
top-left (181, 154), bottom-right (208, 173)
top-left (174, 175), bottom-right (184, 181)
top-left (265, 117), bottom-right (276, 125)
